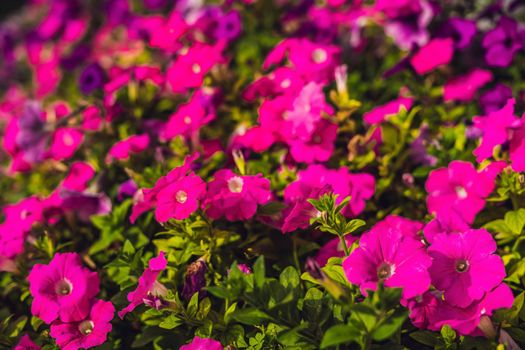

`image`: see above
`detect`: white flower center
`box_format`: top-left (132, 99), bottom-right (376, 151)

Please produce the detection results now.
top-left (55, 278), bottom-right (73, 296)
top-left (312, 48), bottom-right (328, 64)
top-left (63, 133), bottom-right (74, 146)
top-left (20, 209), bottom-right (30, 219)
top-left (455, 186), bottom-right (468, 199)
top-left (79, 320), bottom-right (94, 335)
top-left (280, 79), bottom-right (291, 89)
top-left (192, 63), bottom-right (201, 74)
top-left (175, 190), bottom-right (188, 204)
top-left (183, 116), bottom-right (192, 124)
top-left (228, 176), bottom-right (244, 193)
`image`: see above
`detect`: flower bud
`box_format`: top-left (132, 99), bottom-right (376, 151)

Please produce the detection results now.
top-left (182, 259), bottom-right (208, 300)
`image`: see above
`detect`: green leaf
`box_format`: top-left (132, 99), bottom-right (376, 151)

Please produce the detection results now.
top-left (505, 209), bottom-right (525, 235)
top-left (158, 314), bottom-right (183, 330)
top-left (344, 219), bottom-right (366, 235)
top-left (410, 330), bottom-right (439, 347)
top-left (253, 256), bottom-right (265, 289)
top-left (279, 266), bottom-right (300, 290)
top-left (187, 292), bottom-right (200, 318)
top-left (6, 316), bottom-right (27, 338)
top-left (372, 309), bottom-right (407, 341)
top-left (440, 324), bottom-right (456, 344)
top-left (320, 324), bottom-right (360, 349)
top-left (231, 308), bottom-right (272, 325)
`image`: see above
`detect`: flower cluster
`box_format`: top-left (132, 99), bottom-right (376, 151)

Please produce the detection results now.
top-left (0, 0), bottom-right (524, 349)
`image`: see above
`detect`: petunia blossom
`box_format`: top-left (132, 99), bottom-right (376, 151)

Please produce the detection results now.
top-left (443, 69), bottom-right (492, 102)
top-left (50, 299), bottom-right (115, 350)
top-left (28, 252), bottom-right (100, 324)
top-left (425, 160), bottom-right (502, 224)
top-left (427, 229), bottom-right (506, 307)
top-left (343, 218), bottom-right (432, 299)
top-left (203, 169), bottom-right (271, 221)
top-left (118, 252), bottom-right (168, 318)
top-left (410, 38), bottom-right (454, 75)
top-left (180, 336), bottom-right (223, 350)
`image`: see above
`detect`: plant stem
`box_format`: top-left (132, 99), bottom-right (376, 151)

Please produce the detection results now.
top-left (338, 233), bottom-right (350, 256)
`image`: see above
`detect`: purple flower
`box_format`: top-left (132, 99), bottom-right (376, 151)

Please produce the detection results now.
top-left (79, 64), bottom-right (106, 95)
top-left (437, 18), bottom-right (477, 49)
top-left (16, 101), bottom-right (49, 164)
top-left (182, 259), bottom-right (207, 300)
top-left (214, 10), bottom-right (242, 41)
top-left (479, 83), bottom-right (513, 114)
top-left (482, 17), bottom-right (523, 67)
top-left (375, 0), bottom-right (435, 50)
top-left (60, 190), bottom-right (112, 222)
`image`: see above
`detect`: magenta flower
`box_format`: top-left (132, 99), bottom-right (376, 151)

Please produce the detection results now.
top-left (50, 299), bottom-right (115, 350)
top-left (371, 215), bottom-right (423, 240)
top-left (118, 252), bottom-right (168, 318)
top-left (363, 97), bottom-right (413, 125)
top-left (285, 82), bottom-right (334, 140)
top-left (3, 196), bottom-right (43, 232)
top-left (343, 218), bottom-right (432, 299)
top-left (472, 98), bottom-right (518, 162)
top-left (482, 17), bottom-right (523, 67)
top-left (180, 336), bottom-right (223, 350)
top-left (284, 165), bottom-right (375, 219)
top-left (166, 42), bottom-right (225, 94)
top-left (203, 169), bottom-right (271, 221)
top-left (289, 120), bottom-right (338, 163)
top-left (472, 98), bottom-right (525, 172)
top-left (28, 253), bottom-right (100, 324)
top-left (14, 334), bottom-right (40, 350)
top-left (130, 153), bottom-right (203, 223)
top-left (419, 283), bottom-right (514, 335)
top-left (48, 128), bottom-right (84, 161)
top-left (443, 69), bottom-right (492, 102)
top-left (428, 229), bottom-right (506, 308)
top-left (61, 162), bottom-right (95, 192)
top-left (0, 222), bottom-right (27, 261)
top-left (410, 38), bottom-right (454, 75)
top-left (425, 160), bottom-right (501, 224)
top-left (107, 134), bottom-right (150, 161)
top-left (155, 173), bottom-right (206, 222)
top-left (423, 212), bottom-right (470, 244)
top-left (160, 92), bottom-right (216, 141)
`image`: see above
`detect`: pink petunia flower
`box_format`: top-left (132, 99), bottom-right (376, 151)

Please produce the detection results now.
top-left (166, 42), bottom-right (225, 94)
top-left (130, 153), bottom-right (203, 223)
top-left (203, 169), bottom-right (271, 221)
top-left (107, 134), bottom-right (150, 161)
top-left (472, 98), bottom-right (518, 162)
top-left (472, 98), bottom-right (525, 172)
top-left (363, 97), bottom-right (413, 125)
top-left (118, 252), bottom-right (168, 318)
top-left (48, 128), bottom-right (84, 161)
top-left (3, 196), bottom-right (43, 232)
top-left (28, 253), bottom-right (100, 324)
top-left (180, 336), bottom-right (223, 350)
top-left (155, 173), bottom-right (206, 222)
top-left (443, 69), bottom-right (493, 102)
top-left (428, 229), bottom-right (506, 308)
top-left (14, 334), bottom-right (40, 350)
top-left (410, 38), bottom-right (454, 75)
top-left (430, 283), bottom-right (514, 336)
top-left (289, 120), bottom-right (338, 163)
top-left (425, 160), bottom-right (502, 224)
top-left (61, 162), bottom-right (96, 191)
top-left (50, 299), bottom-right (115, 350)
top-left (343, 218), bottom-right (432, 299)
top-left (407, 283), bottom-right (514, 335)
